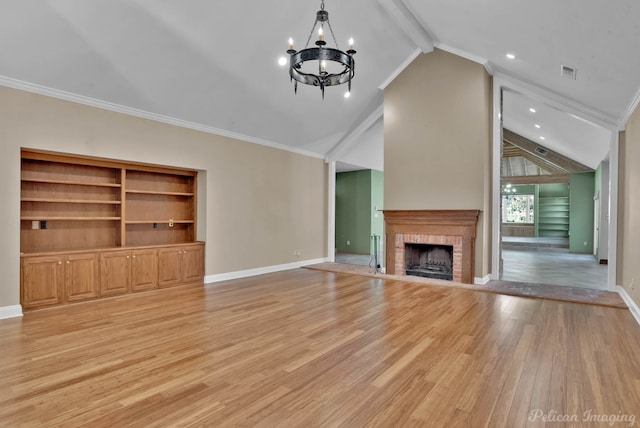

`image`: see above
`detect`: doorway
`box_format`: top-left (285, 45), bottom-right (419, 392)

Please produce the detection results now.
top-left (334, 164), bottom-right (384, 268)
top-left (495, 87), bottom-right (615, 291)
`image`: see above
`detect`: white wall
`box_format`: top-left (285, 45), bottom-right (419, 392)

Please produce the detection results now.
top-left (337, 117), bottom-right (384, 172)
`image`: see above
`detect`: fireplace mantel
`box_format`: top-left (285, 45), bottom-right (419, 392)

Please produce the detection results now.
top-left (383, 210), bottom-right (480, 284)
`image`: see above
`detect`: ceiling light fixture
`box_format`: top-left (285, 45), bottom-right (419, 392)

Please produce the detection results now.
top-left (539, 136), bottom-right (546, 140)
top-left (534, 124), bottom-right (541, 129)
top-left (286, 0), bottom-right (356, 98)
top-left (506, 53), bottom-right (516, 60)
top-left (529, 108), bottom-right (536, 113)
top-left (278, 57), bottom-right (288, 66)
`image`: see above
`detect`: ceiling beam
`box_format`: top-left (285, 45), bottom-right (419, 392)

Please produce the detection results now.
top-left (501, 174), bottom-right (570, 185)
top-left (495, 73), bottom-right (621, 131)
top-left (325, 104), bottom-right (384, 162)
top-left (503, 129), bottom-right (593, 173)
top-left (376, 0), bottom-right (434, 53)
top-left (518, 151), bottom-right (568, 175)
top-left (502, 141), bottom-right (568, 175)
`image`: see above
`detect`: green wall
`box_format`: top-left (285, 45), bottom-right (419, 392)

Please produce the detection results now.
top-left (569, 173), bottom-right (595, 253)
top-left (538, 183), bottom-right (570, 238)
top-left (539, 183), bottom-right (570, 198)
top-left (335, 170), bottom-right (384, 254)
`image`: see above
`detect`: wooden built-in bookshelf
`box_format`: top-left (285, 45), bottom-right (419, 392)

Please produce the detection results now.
top-left (20, 149), bottom-right (204, 310)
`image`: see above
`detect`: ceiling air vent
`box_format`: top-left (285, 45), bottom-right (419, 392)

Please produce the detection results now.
top-left (561, 64), bottom-right (577, 80)
top-left (535, 146), bottom-right (549, 156)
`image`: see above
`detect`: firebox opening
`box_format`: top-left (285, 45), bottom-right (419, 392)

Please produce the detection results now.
top-left (404, 243), bottom-right (453, 281)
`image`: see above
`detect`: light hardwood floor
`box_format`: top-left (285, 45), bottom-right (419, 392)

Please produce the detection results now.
top-left (1, 269), bottom-right (640, 427)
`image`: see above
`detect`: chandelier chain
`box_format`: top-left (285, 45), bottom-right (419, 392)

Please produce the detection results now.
top-left (304, 18), bottom-right (318, 49)
top-left (303, 1), bottom-right (340, 50)
top-left (326, 19), bottom-right (340, 49)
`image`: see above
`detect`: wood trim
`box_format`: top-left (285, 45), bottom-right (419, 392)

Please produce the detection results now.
top-left (20, 241), bottom-right (206, 257)
top-left (501, 174), bottom-right (570, 185)
top-left (503, 141), bottom-right (569, 175)
top-left (502, 129), bottom-right (593, 173)
top-left (382, 210), bottom-right (479, 284)
top-left (120, 168), bottom-right (126, 247)
top-left (21, 148), bottom-right (197, 176)
top-left (382, 210), bottom-right (480, 228)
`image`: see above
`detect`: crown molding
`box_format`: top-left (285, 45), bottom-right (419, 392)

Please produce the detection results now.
top-left (325, 104), bottom-right (384, 162)
top-left (376, 0), bottom-right (434, 53)
top-left (0, 75), bottom-right (325, 160)
top-left (379, 48), bottom-right (422, 90)
top-left (435, 43), bottom-right (494, 75)
top-left (621, 85), bottom-right (640, 130)
top-left (494, 71), bottom-right (621, 131)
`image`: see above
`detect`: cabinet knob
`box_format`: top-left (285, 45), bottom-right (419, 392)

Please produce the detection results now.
top-left (126, 256), bottom-right (130, 259)
top-left (58, 261), bottom-right (62, 265)
top-left (132, 255), bottom-right (136, 259)
top-left (66, 261), bottom-right (70, 264)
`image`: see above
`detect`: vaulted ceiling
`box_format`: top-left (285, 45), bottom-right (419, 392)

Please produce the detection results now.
top-left (1, 1), bottom-right (638, 162)
top-left (501, 128), bottom-right (593, 182)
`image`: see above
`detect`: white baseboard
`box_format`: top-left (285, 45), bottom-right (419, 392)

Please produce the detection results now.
top-left (474, 275), bottom-right (492, 285)
top-left (617, 286), bottom-right (640, 327)
top-left (0, 305), bottom-right (23, 320)
top-left (204, 258), bottom-right (329, 284)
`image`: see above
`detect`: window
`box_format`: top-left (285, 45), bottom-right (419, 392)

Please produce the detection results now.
top-left (502, 194), bottom-right (534, 223)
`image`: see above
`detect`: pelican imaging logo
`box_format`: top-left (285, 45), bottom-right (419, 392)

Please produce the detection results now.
top-left (528, 409), bottom-right (636, 426)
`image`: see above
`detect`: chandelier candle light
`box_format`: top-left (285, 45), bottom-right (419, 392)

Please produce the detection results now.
top-left (286, 0), bottom-right (356, 98)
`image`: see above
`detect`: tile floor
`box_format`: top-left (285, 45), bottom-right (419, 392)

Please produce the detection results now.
top-left (335, 252), bottom-right (374, 267)
top-left (337, 238), bottom-right (609, 291)
top-left (500, 247), bottom-right (608, 290)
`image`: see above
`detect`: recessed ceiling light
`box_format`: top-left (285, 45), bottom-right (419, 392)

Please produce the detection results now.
top-left (529, 108), bottom-right (536, 113)
top-left (278, 57), bottom-right (288, 66)
top-left (535, 124), bottom-right (541, 128)
top-left (344, 91), bottom-right (351, 99)
top-left (539, 136), bottom-right (545, 140)
top-left (506, 53), bottom-right (516, 60)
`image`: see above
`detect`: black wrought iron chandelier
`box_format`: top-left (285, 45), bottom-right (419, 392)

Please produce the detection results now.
top-left (286, 0), bottom-right (356, 98)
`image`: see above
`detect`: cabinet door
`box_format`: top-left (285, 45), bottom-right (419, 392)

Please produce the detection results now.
top-left (21, 256), bottom-right (64, 309)
top-left (100, 251), bottom-right (130, 297)
top-left (182, 244), bottom-right (204, 283)
top-left (65, 253), bottom-right (100, 302)
top-left (158, 248), bottom-right (183, 288)
top-left (131, 248), bottom-right (158, 291)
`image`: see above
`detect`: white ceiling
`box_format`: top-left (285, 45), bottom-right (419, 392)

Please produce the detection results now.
top-left (1, 0), bottom-right (638, 162)
top-left (503, 90), bottom-right (612, 169)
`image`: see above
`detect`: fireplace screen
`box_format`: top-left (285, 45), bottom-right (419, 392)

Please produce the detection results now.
top-left (404, 243), bottom-right (453, 281)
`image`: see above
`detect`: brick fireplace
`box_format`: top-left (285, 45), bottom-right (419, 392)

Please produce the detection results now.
top-left (382, 210), bottom-right (480, 284)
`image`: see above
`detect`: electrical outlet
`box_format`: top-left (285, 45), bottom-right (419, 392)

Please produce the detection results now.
top-left (169, 219), bottom-right (174, 227)
top-left (40, 220), bottom-right (47, 230)
top-left (31, 221), bottom-right (39, 230)
top-left (346, 240), bottom-right (350, 246)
